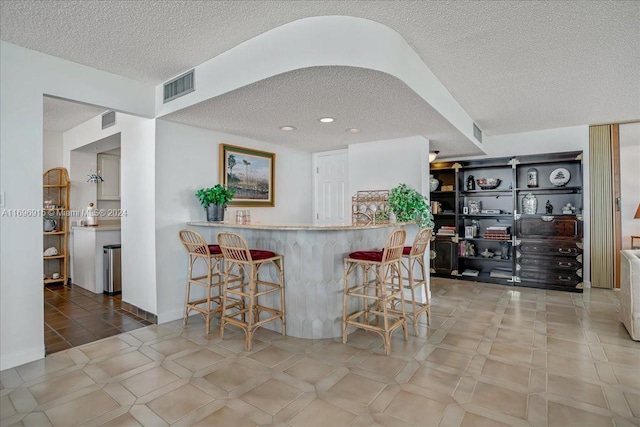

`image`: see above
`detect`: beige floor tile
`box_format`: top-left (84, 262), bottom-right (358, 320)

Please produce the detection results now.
top-left (146, 383), bottom-right (214, 424)
top-left (460, 411), bottom-right (512, 427)
top-left (79, 338), bottom-right (131, 360)
top-left (202, 362), bottom-right (258, 392)
top-left (494, 328), bottom-right (534, 346)
top-left (121, 366), bottom-right (180, 397)
top-left (247, 345), bottom-right (295, 368)
top-left (468, 381), bottom-right (528, 419)
top-left (44, 389), bottom-right (119, 426)
top-left (488, 343), bottom-right (532, 364)
top-left (547, 401), bottom-right (613, 427)
top-left (98, 412), bottom-right (144, 427)
top-left (240, 378), bottom-right (303, 415)
top-left (97, 351), bottom-right (153, 378)
top-left (602, 345), bottom-right (640, 366)
top-left (427, 348), bottom-right (473, 371)
top-left (327, 373), bottom-right (386, 406)
top-left (284, 358), bottom-right (337, 385)
top-left (480, 359), bottom-right (530, 388)
top-left (503, 306), bottom-right (536, 320)
top-left (192, 405), bottom-right (257, 427)
top-left (313, 341), bottom-right (361, 362)
top-left (289, 399), bottom-right (356, 427)
top-left (449, 319), bottom-right (490, 336)
top-left (500, 315), bottom-right (534, 330)
top-left (546, 336), bottom-right (593, 358)
top-left (440, 333), bottom-right (481, 351)
top-left (28, 369), bottom-right (95, 405)
top-left (547, 374), bottom-right (608, 408)
top-left (624, 390), bottom-right (640, 418)
top-left (358, 353), bottom-right (407, 379)
top-left (546, 353), bottom-right (599, 379)
top-left (408, 366), bottom-right (462, 396)
top-left (545, 324), bottom-right (587, 342)
top-left (383, 390), bottom-right (447, 426)
top-left (611, 365), bottom-right (640, 389)
top-left (174, 348), bottom-right (226, 372)
top-left (150, 337), bottom-right (199, 356)
top-left (0, 394), bottom-right (17, 419)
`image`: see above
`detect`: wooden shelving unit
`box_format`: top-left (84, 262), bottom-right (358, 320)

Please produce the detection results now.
top-left (43, 168), bottom-right (70, 285)
top-left (430, 151), bottom-right (584, 292)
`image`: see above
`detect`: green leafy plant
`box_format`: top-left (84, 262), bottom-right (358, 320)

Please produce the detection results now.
top-left (388, 183), bottom-right (434, 228)
top-left (195, 184), bottom-right (236, 207)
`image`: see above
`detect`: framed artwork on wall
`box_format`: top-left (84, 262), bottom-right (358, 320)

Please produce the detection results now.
top-left (220, 143), bottom-right (275, 207)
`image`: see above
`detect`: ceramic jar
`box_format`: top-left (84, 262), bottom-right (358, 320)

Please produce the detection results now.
top-left (429, 175), bottom-right (440, 192)
top-left (522, 193), bottom-right (538, 214)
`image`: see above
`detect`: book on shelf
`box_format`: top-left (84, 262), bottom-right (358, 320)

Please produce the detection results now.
top-left (490, 268), bottom-right (512, 279)
top-left (437, 225), bottom-right (456, 236)
top-left (461, 269), bottom-right (480, 277)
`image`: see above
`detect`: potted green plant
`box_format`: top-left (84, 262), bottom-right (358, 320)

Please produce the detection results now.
top-left (388, 183), bottom-right (434, 228)
top-left (195, 184), bottom-right (236, 221)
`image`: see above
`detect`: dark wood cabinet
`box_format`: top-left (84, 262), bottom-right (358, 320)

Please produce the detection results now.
top-left (429, 151), bottom-right (583, 292)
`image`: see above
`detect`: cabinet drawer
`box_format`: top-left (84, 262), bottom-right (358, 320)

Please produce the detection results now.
top-left (517, 255), bottom-right (581, 271)
top-left (516, 216), bottom-right (582, 238)
top-left (430, 240), bottom-right (457, 275)
top-left (518, 240), bottom-right (582, 257)
top-left (517, 269), bottom-right (582, 287)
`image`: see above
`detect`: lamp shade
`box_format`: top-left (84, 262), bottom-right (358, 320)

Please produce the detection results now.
top-left (429, 151), bottom-right (439, 163)
top-left (635, 203), bottom-right (640, 219)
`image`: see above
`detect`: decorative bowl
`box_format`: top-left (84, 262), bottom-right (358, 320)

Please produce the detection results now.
top-left (477, 178), bottom-right (501, 190)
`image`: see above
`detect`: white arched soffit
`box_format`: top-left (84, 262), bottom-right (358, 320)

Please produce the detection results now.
top-left (155, 15), bottom-right (480, 150)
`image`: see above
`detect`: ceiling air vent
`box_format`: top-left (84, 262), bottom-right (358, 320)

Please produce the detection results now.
top-left (163, 70), bottom-right (195, 103)
top-left (473, 123), bottom-right (483, 143)
top-left (101, 110), bottom-right (116, 129)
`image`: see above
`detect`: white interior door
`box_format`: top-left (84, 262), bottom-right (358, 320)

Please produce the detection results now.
top-left (313, 150), bottom-right (348, 225)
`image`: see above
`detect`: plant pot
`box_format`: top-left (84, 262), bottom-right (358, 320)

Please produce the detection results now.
top-left (205, 204), bottom-right (226, 221)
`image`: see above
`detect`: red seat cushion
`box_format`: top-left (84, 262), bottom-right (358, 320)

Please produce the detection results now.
top-left (403, 246), bottom-right (412, 255)
top-left (208, 244), bottom-right (222, 255)
top-left (348, 250), bottom-right (383, 262)
top-left (249, 249), bottom-right (277, 260)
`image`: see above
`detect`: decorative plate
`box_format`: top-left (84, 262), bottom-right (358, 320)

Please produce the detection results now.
top-left (549, 168), bottom-right (570, 187)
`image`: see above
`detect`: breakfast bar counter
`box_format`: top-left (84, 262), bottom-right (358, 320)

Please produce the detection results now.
top-left (187, 221), bottom-right (417, 339)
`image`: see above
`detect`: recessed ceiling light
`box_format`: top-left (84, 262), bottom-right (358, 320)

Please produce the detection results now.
top-left (279, 125), bottom-right (296, 131)
top-left (346, 128), bottom-right (360, 133)
top-left (319, 117), bottom-right (335, 123)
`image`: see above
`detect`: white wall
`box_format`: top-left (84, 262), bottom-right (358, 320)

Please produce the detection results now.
top-left (348, 135), bottom-right (431, 197)
top-left (154, 120), bottom-right (312, 322)
top-left (0, 41), bottom-right (154, 370)
top-left (43, 131), bottom-right (63, 172)
top-left (620, 122), bottom-right (640, 249)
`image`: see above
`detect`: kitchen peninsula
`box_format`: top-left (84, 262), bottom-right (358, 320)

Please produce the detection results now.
top-left (187, 221), bottom-right (419, 339)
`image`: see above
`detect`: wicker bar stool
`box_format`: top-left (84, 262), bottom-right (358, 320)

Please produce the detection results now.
top-left (217, 231), bottom-right (286, 351)
top-left (399, 227), bottom-right (433, 335)
top-left (343, 228), bottom-right (408, 355)
top-left (178, 229), bottom-right (239, 335)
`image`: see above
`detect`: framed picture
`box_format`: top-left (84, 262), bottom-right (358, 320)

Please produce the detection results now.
top-left (220, 143), bottom-right (275, 207)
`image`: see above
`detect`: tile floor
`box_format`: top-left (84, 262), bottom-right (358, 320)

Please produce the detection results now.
top-left (44, 284), bottom-right (153, 355)
top-left (2, 278), bottom-right (638, 426)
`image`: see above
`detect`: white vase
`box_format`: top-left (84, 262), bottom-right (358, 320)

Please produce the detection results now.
top-left (429, 175), bottom-right (440, 192)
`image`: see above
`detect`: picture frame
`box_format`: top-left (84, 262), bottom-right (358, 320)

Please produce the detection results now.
top-left (220, 143), bottom-right (275, 207)
top-left (465, 226), bottom-right (475, 239)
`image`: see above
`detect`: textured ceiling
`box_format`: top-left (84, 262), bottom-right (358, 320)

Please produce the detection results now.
top-left (160, 66), bottom-right (484, 157)
top-left (42, 97), bottom-right (107, 132)
top-left (2, 1), bottom-right (638, 153)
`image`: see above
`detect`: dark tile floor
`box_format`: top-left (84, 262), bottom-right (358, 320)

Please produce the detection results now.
top-left (44, 284), bottom-right (152, 355)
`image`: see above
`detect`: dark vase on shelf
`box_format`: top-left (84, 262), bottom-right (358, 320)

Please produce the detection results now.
top-left (466, 175), bottom-right (475, 190)
top-left (205, 204), bottom-right (226, 221)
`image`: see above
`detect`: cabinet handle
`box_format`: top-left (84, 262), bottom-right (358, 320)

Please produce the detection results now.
top-left (558, 248), bottom-right (573, 254)
top-left (558, 262), bottom-right (573, 267)
top-left (559, 276), bottom-right (572, 281)
top-left (541, 216), bottom-right (554, 222)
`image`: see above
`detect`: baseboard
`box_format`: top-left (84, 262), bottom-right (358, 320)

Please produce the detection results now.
top-left (121, 301), bottom-right (157, 324)
top-left (1, 345), bottom-right (45, 371)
